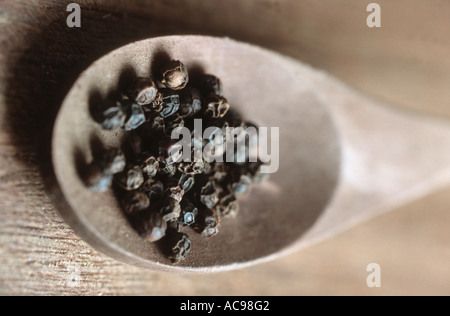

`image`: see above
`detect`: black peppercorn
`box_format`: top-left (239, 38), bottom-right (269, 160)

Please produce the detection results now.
top-left (165, 114), bottom-right (185, 133)
top-left (199, 74), bottom-right (222, 96)
top-left (165, 178), bottom-right (185, 203)
top-left (178, 160), bottom-right (205, 175)
top-left (180, 200), bottom-right (198, 226)
top-left (147, 92), bottom-right (164, 112)
top-left (84, 163), bottom-right (113, 193)
top-left (140, 156), bottom-right (159, 178)
top-left (101, 148), bottom-right (126, 175)
top-left (197, 207), bottom-right (221, 238)
top-left (121, 191), bottom-right (150, 214)
top-left (142, 211), bottom-right (167, 242)
top-left (124, 103), bottom-right (146, 131)
top-left (215, 194), bottom-right (239, 218)
top-left (158, 158), bottom-right (177, 177)
top-left (200, 181), bottom-right (220, 209)
top-left (159, 139), bottom-right (184, 166)
top-left (161, 60), bottom-right (189, 90)
top-left (160, 91), bottom-right (181, 118)
top-left (142, 113), bottom-right (166, 134)
top-left (169, 232), bottom-right (191, 264)
top-left (179, 173), bottom-right (195, 192)
top-left (145, 180), bottom-right (164, 201)
top-left (115, 165), bottom-right (145, 191)
top-left (209, 162), bottom-right (228, 182)
top-left (158, 198), bottom-right (181, 222)
top-left (179, 87), bottom-right (202, 118)
top-left (130, 77), bottom-right (158, 106)
top-left (101, 104), bottom-right (126, 131)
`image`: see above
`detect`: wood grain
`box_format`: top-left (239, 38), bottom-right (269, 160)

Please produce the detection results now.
top-left (1, 0), bottom-right (450, 295)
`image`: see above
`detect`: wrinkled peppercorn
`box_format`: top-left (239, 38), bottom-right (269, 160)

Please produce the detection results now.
top-left (215, 194), bottom-right (239, 218)
top-left (200, 181), bottom-right (219, 209)
top-left (165, 178), bottom-right (185, 203)
top-left (115, 165), bottom-right (144, 191)
top-left (142, 211), bottom-right (167, 242)
top-left (179, 173), bottom-right (195, 192)
top-left (158, 198), bottom-right (181, 222)
top-left (124, 103), bottom-right (146, 131)
top-left (85, 163), bottom-right (113, 193)
top-left (180, 200), bottom-right (198, 226)
top-left (122, 191), bottom-right (150, 214)
top-left (198, 208), bottom-right (221, 237)
top-left (130, 77), bottom-right (158, 106)
top-left (179, 87), bottom-right (202, 118)
top-left (200, 74), bottom-right (222, 96)
top-left (146, 180), bottom-right (164, 201)
top-left (101, 149), bottom-right (126, 175)
top-left (169, 232), bottom-right (191, 263)
top-left (160, 92), bottom-right (181, 118)
top-left (101, 104), bottom-right (126, 131)
top-left (140, 156), bottom-right (159, 178)
top-left (161, 60), bottom-right (189, 90)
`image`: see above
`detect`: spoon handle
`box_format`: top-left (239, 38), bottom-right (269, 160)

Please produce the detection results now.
top-left (303, 79), bottom-right (450, 244)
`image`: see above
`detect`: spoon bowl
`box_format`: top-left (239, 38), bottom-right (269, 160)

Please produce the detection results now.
top-left (52, 36), bottom-right (341, 272)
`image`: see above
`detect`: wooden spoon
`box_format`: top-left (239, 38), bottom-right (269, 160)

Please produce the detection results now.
top-left (52, 35), bottom-right (450, 272)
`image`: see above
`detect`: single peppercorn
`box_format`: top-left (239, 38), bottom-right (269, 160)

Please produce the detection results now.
top-left (210, 162), bottom-right (228, 182)
top-left (158, 198), bottom-right (182, 222)
top-left (180, 200), bottom-right (198, 226)
top-left (140, 155), bottom-right (159, 178)
top-left (143, 211), bottom-right (167, 242)
top-left (101, 104), bottom-right (127, 131)
top-left (179, 87), bottom-right (202, 118)
top-left (124, 103), bottom-right (146, 131)
top-left (165, 178), bottom-right (185, 203)
top-left (115, 165), bottom-right (145, 191)
top-left (200, 181), bottom-right (220, 209)
top-left (168, 232), bottom-right (191, 264)
top-left (84, 163), bottom-right (113, 193)
top-left (165, 114), bottom-right (185, 134)
top-left (197, 207), bottom-right (221, 238)
top-left (179, 173), bottom-right (195, 192)
top-left (199, 74), bottom-right (222, 96)
top-left (159, 141), bottom-right (183, 166)
top-left (215, 194), bottom-right (239, 218)
top-left (147, 92), bottom-right (164, 112)
top-left (160, 91), bottom-right (181, 118)
top-left (146, 180), bottom-right (164, 201)
top-left (121, 191), bottom-right (150, 215)
top-left (130, 77), bottom-right (158, 106)
top-left (101, 149), bottom-right (126, 175)
top-left (161, 60), bottom-right (189, 90)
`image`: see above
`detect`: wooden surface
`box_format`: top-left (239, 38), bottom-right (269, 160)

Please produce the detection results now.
top-left (1, 0), bottom-right (450, 295)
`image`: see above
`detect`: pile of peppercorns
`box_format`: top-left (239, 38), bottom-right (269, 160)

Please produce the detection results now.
top-left (85, 60), bottom-right (267, 264)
